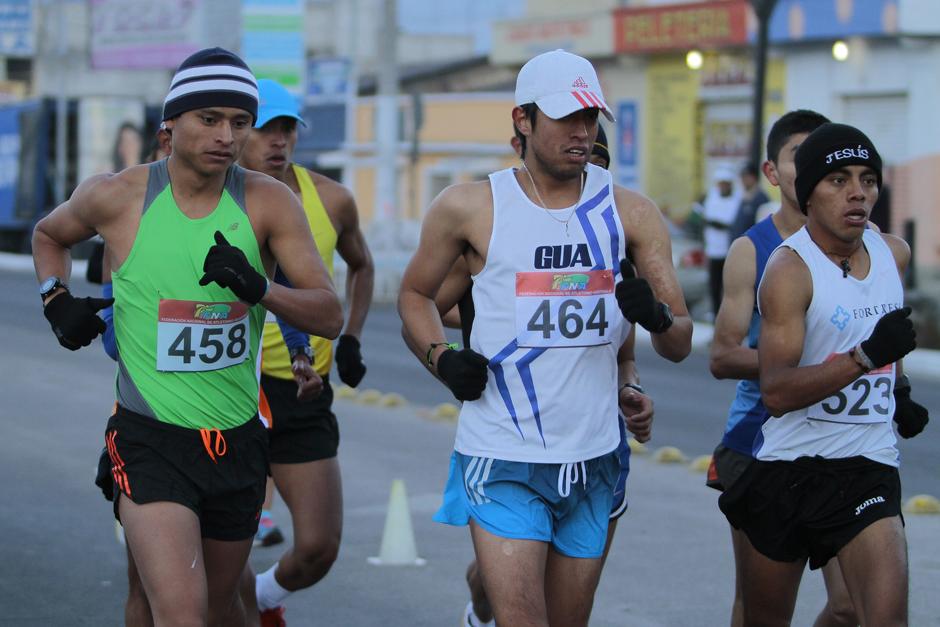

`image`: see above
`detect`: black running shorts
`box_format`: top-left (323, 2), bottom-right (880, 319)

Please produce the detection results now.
top-left (705, 443), bottom-right (753, 492)
top-left (105, 406), bottom-right (268, 541)
top-left (718, 455), bottom-right (902, 569)
top-left (262, 373), bottom-right (339, 464)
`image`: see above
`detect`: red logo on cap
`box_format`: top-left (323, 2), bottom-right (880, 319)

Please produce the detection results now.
top-left (572, 77), bottom-right (590, 89)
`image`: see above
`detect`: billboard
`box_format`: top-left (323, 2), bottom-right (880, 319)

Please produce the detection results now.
top-left (613, 1), bottom-right (749, 54)
top-left (78, 98), bottom-right (147, 182)
top-left (242, 0), bottom-right (304, 95)
top-left (0, 0), bottom-right (33, 56)
top-left (90, 0), bottom-right (240, 70)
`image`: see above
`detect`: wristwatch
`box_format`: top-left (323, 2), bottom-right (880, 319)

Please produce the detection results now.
top-left (289, 345), bottom-right (313, 363)
top-left (894, 374), bottom-right (911, 392)
top-left (620, 382), bottom-right (645, 395)
top-left (40, 276), bottom-right (68, 302)
top-left (653, 302), bottom-right (674, 334)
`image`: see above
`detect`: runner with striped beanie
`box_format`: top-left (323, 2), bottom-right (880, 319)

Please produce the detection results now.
top-left (163, 47), bottom-right (259, 123)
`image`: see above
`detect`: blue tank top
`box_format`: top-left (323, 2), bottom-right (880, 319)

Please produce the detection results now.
top-left (720, 215), bottom-right (782, 455)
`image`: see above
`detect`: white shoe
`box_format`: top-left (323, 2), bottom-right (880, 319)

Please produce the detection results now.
top-left (462, 600), bottom-right (495, 627)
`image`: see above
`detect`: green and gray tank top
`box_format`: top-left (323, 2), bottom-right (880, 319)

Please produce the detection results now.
top-left (112, 159), bottom-right (265, 430)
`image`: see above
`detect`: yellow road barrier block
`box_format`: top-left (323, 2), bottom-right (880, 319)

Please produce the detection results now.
top-left (381, 393), bottom-right (407, 407)
top-left (335, 385), bottom-right (358, 400)
top-left (904, 494), bottom-right (940, 514)
top-left (432, 403), bottom-right (460, 421)
top-left (654, 446), bottom-right (687, 464)
top-left (358, 389), bottom-right (383, 405)
top-left (627, 438), bottom-right (648, 455)
top-left (689, 455), bottom-right (712, 473)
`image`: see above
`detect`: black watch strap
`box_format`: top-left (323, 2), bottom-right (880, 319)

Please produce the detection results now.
top-left (620, 382), bottom-right (645, 395)
top-left (40, 276), bottom-right (68, 302)
top-left (289, 345), bottom-right (313, 362)
top-left (654, 302), bottom-right (674, 334)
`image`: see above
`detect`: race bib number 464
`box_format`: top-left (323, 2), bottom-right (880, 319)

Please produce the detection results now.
top-left (515, 269), bottom-right (615, 348)
top-left (156, 299), bottom-right (250, 372)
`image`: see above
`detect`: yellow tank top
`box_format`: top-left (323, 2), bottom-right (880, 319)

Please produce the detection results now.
top-left (261, 165), bottom-right (338, 378)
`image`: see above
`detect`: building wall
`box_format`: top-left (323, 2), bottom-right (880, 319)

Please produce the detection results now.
top-left (333, 93), bottom-right (516, 225)
top-left (783, 39), bottom-right (940, 268)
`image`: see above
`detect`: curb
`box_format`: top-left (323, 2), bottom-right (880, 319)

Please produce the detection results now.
top-left (0, 251), bottom-right (88, 277)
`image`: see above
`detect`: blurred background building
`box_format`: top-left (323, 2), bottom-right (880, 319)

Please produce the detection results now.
top-left (0, 0), bottom-right (938, 313)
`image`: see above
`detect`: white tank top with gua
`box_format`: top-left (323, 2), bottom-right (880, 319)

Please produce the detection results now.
top-left (456, 164), bottom-right (630, 464)
top-left (755, 227), bottom-right (903, 466)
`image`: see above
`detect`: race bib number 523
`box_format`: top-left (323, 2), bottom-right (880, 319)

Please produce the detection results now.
top-left (515, 269), bottom-right (615, 348)
top-left (156, 299), bottom-right (250, 372)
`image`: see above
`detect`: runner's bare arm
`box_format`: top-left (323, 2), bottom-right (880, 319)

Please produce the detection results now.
top-left (32, 174), bottom-right (126, 296)
top-left (399, 183), bottom-right (481, 370)
top-left (249, 175), bottom-right (342, 338)
top-left (321, 177), bottom-right (374, 338)
top-left (617, 327), bottom-right (653, 442)
top-left (884, 232), bottom-right (913, 379)
top-left (710, 236), bottom-right (759, 379)
top-left (615, 186), bottom-right (692, 362)
top-left (758, 248), bottom-right (865, 416)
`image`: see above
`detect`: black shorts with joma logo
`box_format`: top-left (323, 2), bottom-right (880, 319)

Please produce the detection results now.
top-left (718, 454), bottom-right (902, 569)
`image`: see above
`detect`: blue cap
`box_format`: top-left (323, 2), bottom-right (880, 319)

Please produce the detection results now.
top-left (255, 79), bottom-right (307, 129)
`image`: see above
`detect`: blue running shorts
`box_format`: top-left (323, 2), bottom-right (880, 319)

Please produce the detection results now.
top-left (434, 449), bottom-right (619, 558)
top-left (610, 417), bottom-right (631, 520)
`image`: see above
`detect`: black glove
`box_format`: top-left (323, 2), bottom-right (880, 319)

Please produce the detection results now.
top-left (199, 231), bottom-right (268, 304)
top-left (94, 447), bottom-right (114, 502)
top-left (894, 386), bottom-right (929, 439)
top-left (436, 348), bottom-right (489, 402)
top-left (859, 307), bottom-right (916, 369)
top-left (335, 334), bottom-right (367, 388)
top-left (43, 292), bottom-right (113, 350)
top-left (86, 240), bottom-right (105, 285)
top-left (615, 258), bottom-right (670, 333)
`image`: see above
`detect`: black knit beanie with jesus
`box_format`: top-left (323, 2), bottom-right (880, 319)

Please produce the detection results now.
top-left (162, 47), bottom-right (258, 122)
top-left (794, 122), bottom-right (882, 214)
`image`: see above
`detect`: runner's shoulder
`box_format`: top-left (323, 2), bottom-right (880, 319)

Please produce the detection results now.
top-left (244, 168), bottom-right (296, 201)
top-left (762, 245), bottom-right (809, 289)
top-left (302, 168), bottom-right (357, 213)
top-left (879, 232), bottom-right (911, 270)
top-left (428, 180), bottom-right (492, 223)
top-left (72, 166), bottom-right (148, 216)
top-left (612, 184), bottom-right (662, 228)
top-left (726, 234), bottom-right (757, 268)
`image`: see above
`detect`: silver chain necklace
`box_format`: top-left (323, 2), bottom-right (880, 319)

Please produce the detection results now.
top-left (522, 164), bottom-right (585, 237)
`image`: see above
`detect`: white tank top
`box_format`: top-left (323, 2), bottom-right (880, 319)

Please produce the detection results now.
top-left (456, 164), bottom-right (629, 463)
top-left (755, 227), bottom-right (903, 466)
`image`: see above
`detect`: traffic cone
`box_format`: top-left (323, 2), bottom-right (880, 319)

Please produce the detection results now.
top-left (367, 479), bottom-right (426, 566)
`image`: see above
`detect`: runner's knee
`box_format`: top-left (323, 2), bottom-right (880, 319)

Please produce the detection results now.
top-left (294, 532), bottom-right (340, 570)
top-left (822, 599), bottom-right (858, 627)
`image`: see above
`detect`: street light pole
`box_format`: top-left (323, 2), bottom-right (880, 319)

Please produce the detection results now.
top-left (53, 0), bottom-right (68, 205)
top-left (749, 0), bottom-right (777, 168)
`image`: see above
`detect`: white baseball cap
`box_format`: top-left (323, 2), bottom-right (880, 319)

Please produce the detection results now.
top-left (515, 49), bottom-right (615, 123)
top-left (712, 166), bottom-right (737, 183)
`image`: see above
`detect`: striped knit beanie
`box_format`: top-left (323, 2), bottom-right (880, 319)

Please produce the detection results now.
top-left (162, 47), bottom-right (258, 122)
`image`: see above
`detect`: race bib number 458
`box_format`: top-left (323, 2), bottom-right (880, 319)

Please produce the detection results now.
top-left (156, 299), bottom-right (250, 372)
top-left (515, 269), bottom-right (615, 348)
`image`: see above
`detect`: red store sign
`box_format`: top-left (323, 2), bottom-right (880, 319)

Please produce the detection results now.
top-left (614, 0), bottom-right (750, 53)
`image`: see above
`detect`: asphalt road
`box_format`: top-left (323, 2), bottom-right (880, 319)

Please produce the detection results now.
top-left (1, 267), bottom-right (938, 626)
